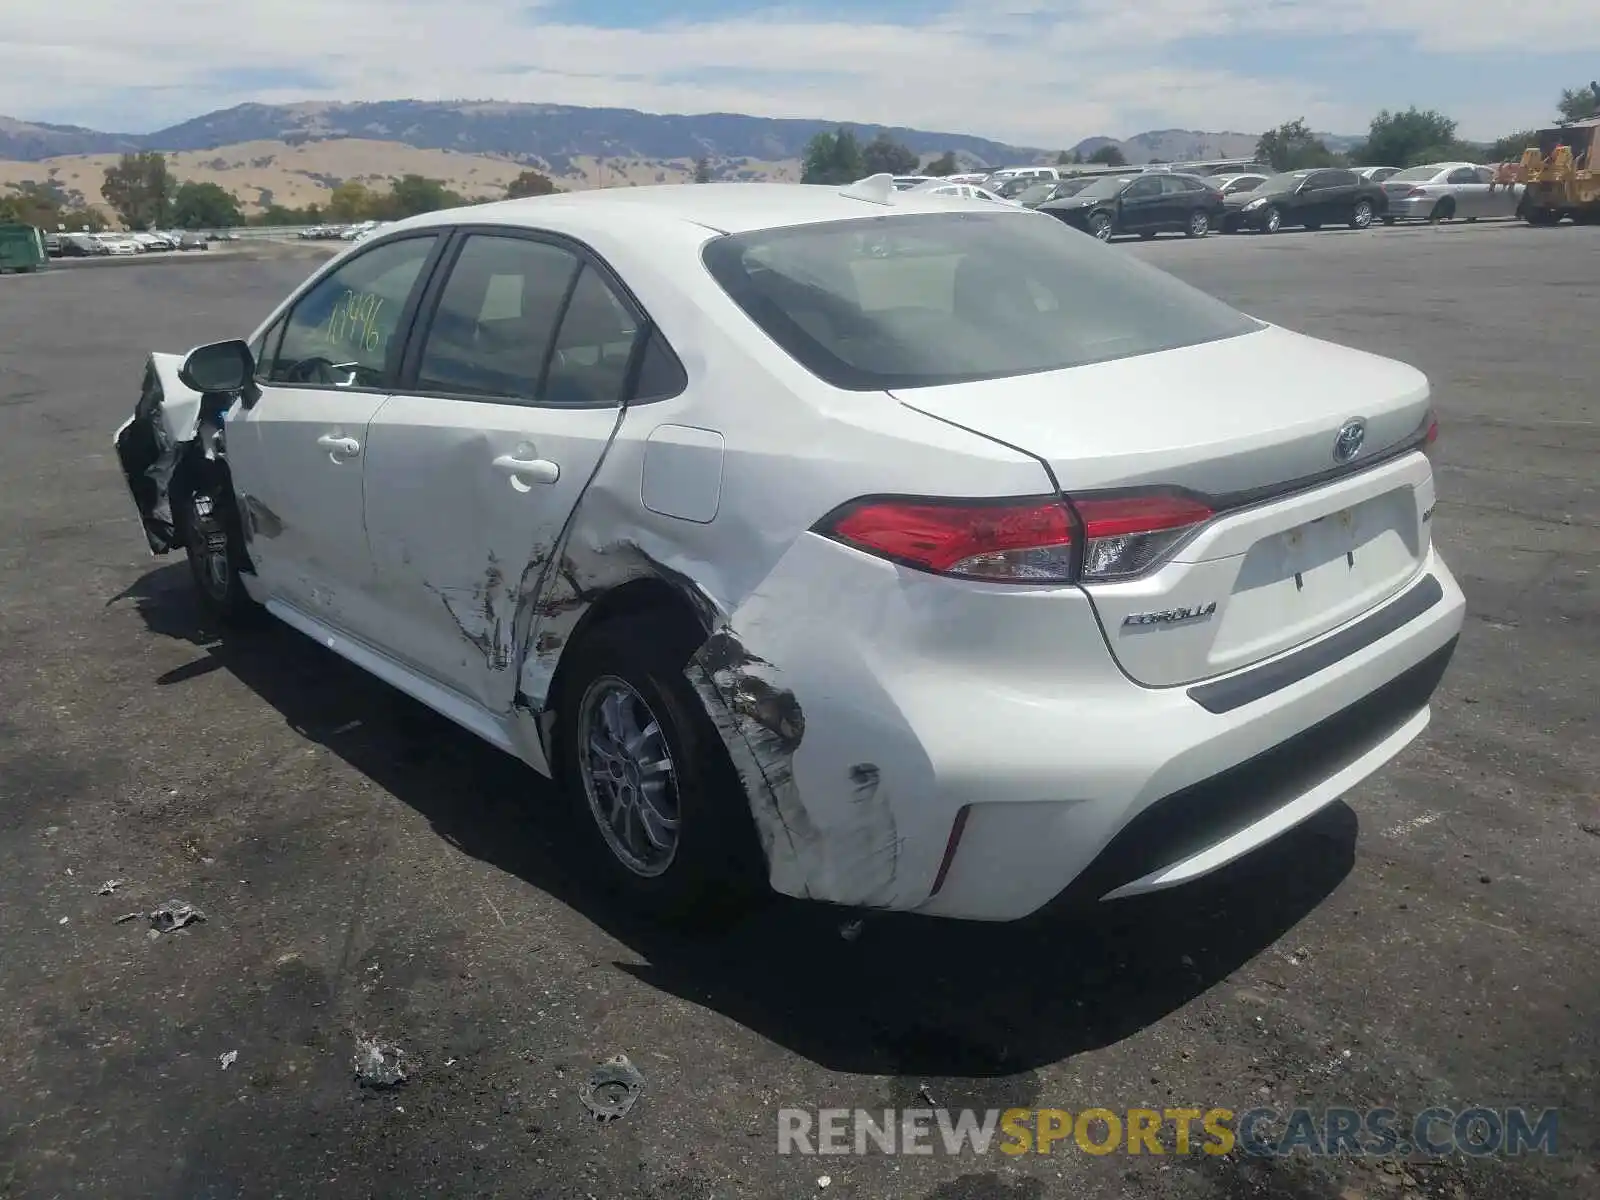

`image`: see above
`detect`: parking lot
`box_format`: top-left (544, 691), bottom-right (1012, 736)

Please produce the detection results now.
top-left (0, 219), bottom-right (1595, 1199)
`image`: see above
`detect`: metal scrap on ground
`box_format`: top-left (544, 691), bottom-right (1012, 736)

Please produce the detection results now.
top-left (148, 900), bottom-right (204, 934)
top-left (353, 1036), bottom-right (410, 1088)
top-left (578, 1054), bottom-right (644, 1122)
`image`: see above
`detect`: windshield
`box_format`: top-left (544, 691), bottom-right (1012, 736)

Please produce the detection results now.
top-left (1249, 172), bottom-right (1311, 193)
top-left (1071, 175), bottom-right (1133, 200)
top-left (1053, 179), bottom-right (1091, 198)
top-left (701, 211), bottom-right (1262, 391)
top-left (1388, 165), bottom-right (1445, 182)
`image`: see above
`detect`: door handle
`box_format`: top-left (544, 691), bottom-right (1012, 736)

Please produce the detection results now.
top-left (493, 454), bottom-right (560, 486)
top-left (317, 434), bottom-right (360, 460)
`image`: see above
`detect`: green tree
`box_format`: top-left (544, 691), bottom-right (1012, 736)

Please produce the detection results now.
top-left (100, 152), bottom-right (173, 229)
top-left (1086, 144), bottom-right (1129, 167)
top-left (1056, 149), bottom-right (1084, 166)
top-left (923, 151), bottom-right (959, 176)
top-left (1255, 119), bottom-right (1335, 171)
top-left (692, 157), bottom-right (714, 184)
top-left (861, 133), bottom-right (919, 176)
top-left (1486, 130), bottom-right (1538, 162)
top-left (0, 183), bottom-right (60, 228)
top-left (506, 169), bottom-right (559, 198)
top-left (1361, 108), bottom-right (1462, 167)
top-left (374, 175), bottom-right (464, 219)
top-left (801, 129), bottom-right (864, 185)
top-left (326, 180), bottom-right (375, 219)
top-left (170, 181), bottom-right (242, 229)
top-left (1556, 82), bottom-right (1600, 123)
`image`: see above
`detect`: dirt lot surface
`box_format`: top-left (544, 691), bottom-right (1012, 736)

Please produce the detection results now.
top-left (0, 219), bottom-right (1595, 1199)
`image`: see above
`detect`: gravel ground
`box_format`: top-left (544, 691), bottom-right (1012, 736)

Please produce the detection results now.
top-left (0, 219), bottom-right (1595, 1200)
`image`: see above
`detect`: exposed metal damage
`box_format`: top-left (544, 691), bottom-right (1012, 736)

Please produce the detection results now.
top-left (496, 502), bottom-right (905, 908)
top-left (113, 353), bottom-right (211, 555)
top-left (429, 553), bottom-right (513, 672)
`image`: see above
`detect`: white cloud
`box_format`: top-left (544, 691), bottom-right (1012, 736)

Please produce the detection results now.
top-left (0, 0), bottom-right (1588, 146)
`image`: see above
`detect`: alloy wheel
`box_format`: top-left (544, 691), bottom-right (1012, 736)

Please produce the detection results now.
top-left (577, 676), bottom-right (682, 877)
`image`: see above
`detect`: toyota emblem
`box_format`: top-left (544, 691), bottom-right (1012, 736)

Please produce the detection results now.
top-left (1333, 419), bottom-right (1366, 463)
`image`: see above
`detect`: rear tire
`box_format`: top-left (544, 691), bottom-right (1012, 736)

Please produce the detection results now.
top-left (555, 615), bottom-right (765, 927)
top-left (1185, 209), bottom-right (1210, 238)
top-left (1088, 212), bottom-right (1114, 241)
top-left (1351, 199), bottom-right (1375, 229)
top-left (1429, 198), bottom-right (1455, 223)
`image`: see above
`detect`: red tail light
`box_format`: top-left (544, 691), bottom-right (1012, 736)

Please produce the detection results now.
top-left (1402, 186), bottom-right (1423, 198)
top-left (817, 490), bottom-right (1214, 584)
top-left (823, 496), bottom-right (1075, 582)
top-left (1422, 412), bottom-right (1440, 462)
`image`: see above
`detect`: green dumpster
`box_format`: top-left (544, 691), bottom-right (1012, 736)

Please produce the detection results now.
top-left (0, 224), bottom-right (49, 274)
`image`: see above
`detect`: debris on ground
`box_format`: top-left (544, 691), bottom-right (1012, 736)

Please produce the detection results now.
top-left (817, 1176), bottom-right (832, 1189)
top-left (114, 912), bottom-right (141, 924)
top-left (219, 1050), bottom-right (238, 1070)
top-left (57, 916), bottom-right (69, 925)
top-left (578, 1053), bottom-right (644, 1122)
top-left (97, 880), bottom-right (124, 896)
top-left (148, 900), bottom-right (205, 934)
top-left (353, 1036), bottom-right (409, 1088)
top-left (839, 918), bottom-right (864, 942)
top-left (917, 1084), bottom-right (937, 1106)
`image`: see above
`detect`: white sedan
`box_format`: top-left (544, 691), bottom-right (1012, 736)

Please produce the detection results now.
top-left (114, 182), bottom-right (1464, 923)
top-left (907, 179), bottom-right (1021, 205)
top-left (1380, 162), bottom-right (1523, 223)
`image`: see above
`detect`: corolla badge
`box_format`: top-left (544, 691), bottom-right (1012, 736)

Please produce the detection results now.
top-left (1333, 418), bottom-right (1366, 463)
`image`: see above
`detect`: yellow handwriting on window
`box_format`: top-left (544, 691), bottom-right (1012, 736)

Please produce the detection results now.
top-left (324, 289), bottom-right (386, 354)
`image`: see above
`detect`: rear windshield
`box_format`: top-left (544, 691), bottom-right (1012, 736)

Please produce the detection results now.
top-left (700, 211), bottom-right (1262, 391)
top-left (1388, 165), bottom-right (1448, 182)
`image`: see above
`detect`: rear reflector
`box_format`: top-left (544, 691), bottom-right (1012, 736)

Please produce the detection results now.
top-left (1071, 493), bottom-right (1214, 581)
top-left (817, 490), bottom-right (1214, 584)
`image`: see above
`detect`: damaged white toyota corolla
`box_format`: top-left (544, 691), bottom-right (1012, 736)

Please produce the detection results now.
top-left (114, 178), bottom-right (1464, 922)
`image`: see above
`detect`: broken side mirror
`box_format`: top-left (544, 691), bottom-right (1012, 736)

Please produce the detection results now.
top-left (179, 339), bottom-right (254, 396)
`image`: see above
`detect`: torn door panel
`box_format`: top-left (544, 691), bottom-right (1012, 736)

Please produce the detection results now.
top-left (113, 352), bottom-right (213, 554)
top-left (513, 473), bottom-right (734, 711)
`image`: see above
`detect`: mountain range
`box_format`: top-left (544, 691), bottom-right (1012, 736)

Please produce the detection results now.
top-left (0, 100), bottom-right (1358, 170)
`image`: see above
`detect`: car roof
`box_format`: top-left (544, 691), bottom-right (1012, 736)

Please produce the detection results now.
top-left (394, 181), bottom-right (1028, 237)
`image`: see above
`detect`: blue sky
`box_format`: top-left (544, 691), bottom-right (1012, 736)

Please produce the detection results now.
top-left (2, 0), bottom-right (1592, 146)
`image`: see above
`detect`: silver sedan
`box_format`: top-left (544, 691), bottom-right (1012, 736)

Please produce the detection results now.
top-left (1380, 162), bottom-right (1523, 223)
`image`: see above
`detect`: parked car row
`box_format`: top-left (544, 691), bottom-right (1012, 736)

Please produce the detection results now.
top-left (916, 158), bottom-right (1533, 241)
top-left (297, 220), bottom-right (392, 242)
top-left (47, 230), bottom-right (216, 258)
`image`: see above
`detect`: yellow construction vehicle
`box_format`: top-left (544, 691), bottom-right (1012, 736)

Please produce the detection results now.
top-left (1517, 117), bottom-right (1600, 225)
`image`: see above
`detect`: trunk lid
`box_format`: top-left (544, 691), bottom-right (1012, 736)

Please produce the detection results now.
top-left (892, 325), bottom-right (1436, 687)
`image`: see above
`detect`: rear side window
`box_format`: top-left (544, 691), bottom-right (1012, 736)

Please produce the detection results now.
top-left (702, 211), bottom-right (1262, 391)
top-left (542, 265), bottom-right (642, 407)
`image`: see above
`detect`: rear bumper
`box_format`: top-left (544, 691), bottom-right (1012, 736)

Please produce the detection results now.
top-left (710, 532), bottom-right (1464, 921)
top-left (1385, 197), bottom-right (1435, 220)
top-left (914, 549), bottom-right (1463, 919)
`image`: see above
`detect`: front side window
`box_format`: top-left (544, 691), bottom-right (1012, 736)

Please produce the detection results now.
top-left (264, 235), bottom-right (439, 388)
top-left (1125, 177), bottom-right (1161, 199)
top-left (414, 234), bottom-right (582, 401)
top-left (702, 211), bottom-right (1262, 391)
top-left (1447, 167), bottom-right (1479, 185)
